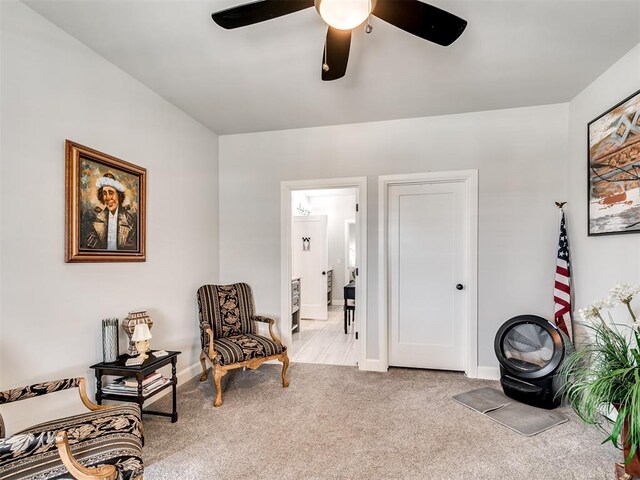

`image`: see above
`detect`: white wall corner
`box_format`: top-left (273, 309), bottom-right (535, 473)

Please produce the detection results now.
top-left (476, 366), bottom-right (501, 381)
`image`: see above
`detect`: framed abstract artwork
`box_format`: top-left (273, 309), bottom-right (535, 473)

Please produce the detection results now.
top-left (588, 88), bottom-right (640, 236)
top-left (65, 140), bottom-right (146, 262)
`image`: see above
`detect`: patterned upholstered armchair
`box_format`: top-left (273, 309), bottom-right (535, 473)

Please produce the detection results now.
top-left (197, 283), bottom-right (290, 407)
top-left (0, 377), bottom-right (143, 480)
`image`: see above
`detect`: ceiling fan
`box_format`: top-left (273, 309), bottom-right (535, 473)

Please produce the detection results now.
top-left (211, 0), bottom-right (468, 81)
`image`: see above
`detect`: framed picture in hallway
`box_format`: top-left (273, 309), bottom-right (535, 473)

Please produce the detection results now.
top-left (588, 88), bottom-right (640, 236)
top-left (65, 140), bottom-right (146, 262)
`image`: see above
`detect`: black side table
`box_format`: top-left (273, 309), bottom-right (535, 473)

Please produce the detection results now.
top-left (90, 350), bottom-right (181, 423)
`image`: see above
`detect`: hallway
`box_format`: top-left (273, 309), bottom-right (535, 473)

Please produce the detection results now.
top-left (290, 306), bottom-right (357, 366)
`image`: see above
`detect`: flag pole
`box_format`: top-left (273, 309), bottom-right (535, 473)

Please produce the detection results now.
top-left (556, 201), bottom-right (566, 226)
top-left (553, 201), bottom-right (573, 343)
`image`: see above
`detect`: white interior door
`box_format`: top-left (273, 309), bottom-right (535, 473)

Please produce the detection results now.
top-left (388, 181), bottom-right (466, 370)
top-left (293, 215), bottom-right (328, 320)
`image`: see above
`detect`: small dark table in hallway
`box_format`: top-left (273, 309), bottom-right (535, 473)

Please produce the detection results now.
top-left (344, 281), bottom-right (355, 334)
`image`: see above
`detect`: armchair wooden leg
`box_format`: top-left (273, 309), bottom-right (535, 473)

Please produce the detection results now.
top-left (280, 352), bottom-right (290, 388)
top-left (199, 351), bottom-right (209, 381)
top-left (213, 365), bottom-right (227, 407)
top-left (55, 431), bottom-right (118, 480)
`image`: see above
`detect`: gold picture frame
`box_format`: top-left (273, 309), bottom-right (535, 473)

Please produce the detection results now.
top-left (65, 140), bottom-right (146, 262)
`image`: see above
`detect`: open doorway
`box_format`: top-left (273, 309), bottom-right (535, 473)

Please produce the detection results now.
top-left (280, 177), bottom-right (367, 368)
top-left (292, 188), bottom-right (356, 365)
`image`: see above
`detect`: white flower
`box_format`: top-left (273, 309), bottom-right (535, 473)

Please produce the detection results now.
top-left (578, 297), bottom-right (615, 322)
top-left (579, 306), bottom-right (601, 321)
top-left (593, 297), bottom-right (615, 310)
top-left (609, 283), bottom-right (640, 305)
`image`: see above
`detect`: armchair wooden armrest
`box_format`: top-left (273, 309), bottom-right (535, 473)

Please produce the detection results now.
top-left (206, 327), bottom-right (218, 360)
top-left (55, 431), bottom-right (118, 480)
top-left (0, 377), bottom-right (109, 412)
top-left (77, 378), bottom-right (112, 411)
top-left (252, 315), bottom-right (283, 345)
top-left (199, 327), bottom-right (219, 382)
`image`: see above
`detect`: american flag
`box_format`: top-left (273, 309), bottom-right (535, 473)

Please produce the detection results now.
top-left (554, 209), bottom-right (573, 341)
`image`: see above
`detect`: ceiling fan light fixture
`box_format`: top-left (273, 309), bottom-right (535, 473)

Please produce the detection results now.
top-left (212, 0), bottom-right (467, 81)
top-left (315, 0), bottom-right (375, 30)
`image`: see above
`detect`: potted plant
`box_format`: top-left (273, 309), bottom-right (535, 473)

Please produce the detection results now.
top-left (560, 283), bottom-right (640, 477)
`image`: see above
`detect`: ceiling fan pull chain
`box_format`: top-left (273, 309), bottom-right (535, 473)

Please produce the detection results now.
top-left (365, 0), bottom-right (373, 33)
top-left (322, 40), bottom-right (330, 72)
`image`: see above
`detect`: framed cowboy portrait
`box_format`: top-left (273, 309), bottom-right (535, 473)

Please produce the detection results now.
top-left (65, 140), bottom-right (146, 262)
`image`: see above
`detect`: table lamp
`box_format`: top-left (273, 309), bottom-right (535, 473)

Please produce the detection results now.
top-left (131, 323), bottom-right (152, 361)
top-left (122, 310), bottom-right (153, 356)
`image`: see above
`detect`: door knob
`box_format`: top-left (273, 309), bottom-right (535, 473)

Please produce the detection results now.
top-left (456, 284), bottom-right (464, 290)
top-left (322, 271), bottom-right (326, 275)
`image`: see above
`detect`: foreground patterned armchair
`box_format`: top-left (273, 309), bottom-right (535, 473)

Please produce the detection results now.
top-left (197, 283), bottom-right (290, 407)
top-left (0, 377), bottom-right (143, 480)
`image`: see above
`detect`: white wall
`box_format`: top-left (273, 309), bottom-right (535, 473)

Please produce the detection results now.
top-left (291, 191), bottom-right (311, 216)
top-left (308, 193), bottom-right (356, 302)
top-left (0, 1), bottom-right (219, 428)
top-left (568, 42), bottom-right (640, 310)
top-left (219, 103), bottom-right (569, 369)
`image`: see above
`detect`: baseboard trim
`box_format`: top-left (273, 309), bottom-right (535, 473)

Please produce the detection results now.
top-left (358, 359), bottom-right (388, 372)
top-left (145, 361), bottom-right (201, 407)
top-left (476, 366), bottom-right (500, 381)
top-left (144, 361), bottom-right (500, 402)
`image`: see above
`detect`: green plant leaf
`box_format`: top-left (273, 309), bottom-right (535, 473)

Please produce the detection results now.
top-left (560, 313), bottom-right (640, 460)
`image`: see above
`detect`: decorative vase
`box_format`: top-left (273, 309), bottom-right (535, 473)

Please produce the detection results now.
top-left (613, 404), bottom-right (640, 477)
top-left (623, 420), bottom-right (640, 476)
top-left (101, 318), bottom-right (119, 363)
top-left (122, 310), bottom-right (153, 356)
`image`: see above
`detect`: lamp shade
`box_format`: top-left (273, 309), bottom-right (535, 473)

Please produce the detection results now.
top-left (131, 323), bottom-right (152, 342)
top-left (315, 0), bottom-right (373, 30)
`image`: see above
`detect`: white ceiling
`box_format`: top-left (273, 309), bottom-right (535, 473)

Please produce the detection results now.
top-left (23, 0), bottom-right (640, 135)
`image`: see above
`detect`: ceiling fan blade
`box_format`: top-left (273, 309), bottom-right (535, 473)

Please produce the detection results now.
top-left (212, 0), bottom-right (314, 29)
top-left (372, 0), bottom-right (467, 46)
top-left (322, 27), bottom-right (351, 81)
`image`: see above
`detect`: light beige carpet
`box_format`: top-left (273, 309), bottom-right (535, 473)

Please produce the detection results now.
top-left (143, 363), bottom-right (618, 479)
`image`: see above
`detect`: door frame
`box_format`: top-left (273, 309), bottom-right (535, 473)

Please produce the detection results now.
top-left (378, 170), bottom-right (478, 377)
top-left (281, 177), bottom-right (368, 368)
top-left (343, 218), bottom-right (356, 305)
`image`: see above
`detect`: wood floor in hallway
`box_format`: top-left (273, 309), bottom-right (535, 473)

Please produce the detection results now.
top-left (290, 306), bottom-right (357, 366)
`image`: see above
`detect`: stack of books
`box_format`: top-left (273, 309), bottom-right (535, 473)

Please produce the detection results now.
top-left (102, 371), bottom-right (170, 397)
